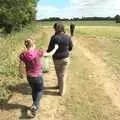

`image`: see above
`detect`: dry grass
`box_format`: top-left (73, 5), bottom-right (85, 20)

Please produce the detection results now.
top-left (63, 26), bottom-right (120, 120)
top-left (0, 23), bottom-right (42, 103)
top-left (1, 23), bottom-right (120, 120)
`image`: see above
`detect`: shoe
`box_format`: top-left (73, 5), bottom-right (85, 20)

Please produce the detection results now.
top-left (30, 105), bottom-right (38, 117)
top-left (58, 91), bottom-right (64, 96)
top-left (27, 109), bottom-right (35, 118)
top-left (55, 85), bottom-right (59, 89)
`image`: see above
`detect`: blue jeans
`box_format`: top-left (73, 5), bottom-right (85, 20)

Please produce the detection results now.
top-left (27, 75), bottom-right (44, 110)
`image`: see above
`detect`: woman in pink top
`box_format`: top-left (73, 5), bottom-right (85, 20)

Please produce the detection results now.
top-left (19, 38), bottom-right (58, 116)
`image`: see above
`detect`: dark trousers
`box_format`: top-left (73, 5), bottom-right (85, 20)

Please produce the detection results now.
top-left (27, 75), bottom-right (44, 109)
top-left (70, 29), bottom-right (74, 36)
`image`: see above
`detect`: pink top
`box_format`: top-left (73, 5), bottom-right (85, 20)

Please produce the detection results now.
top-left (20, 49), bottom-right (44, 77)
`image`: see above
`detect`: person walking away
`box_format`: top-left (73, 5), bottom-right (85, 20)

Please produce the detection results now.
top-left (70, 23), bottom-right (75, 36)
top-left (19, 38), bottom-right (58, 117)
top-left (47, 23), bottom-right (73, 96)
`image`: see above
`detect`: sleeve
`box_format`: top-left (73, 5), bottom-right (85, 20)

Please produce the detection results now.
top-left (47, 36), bottom-right (55, 52)
top-left (68, 37), bottom-right (73, 51)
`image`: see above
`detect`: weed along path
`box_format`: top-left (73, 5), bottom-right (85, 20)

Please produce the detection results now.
top-left (1, 28), bottom-right (120, 120)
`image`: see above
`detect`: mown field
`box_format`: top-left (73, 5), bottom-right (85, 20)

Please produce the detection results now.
top-left (39, 20), bottom-right (120, 27)
top-left (1, 21), bottom-right (120, 120)
top-left (64, 25), bottom-right (120, 120)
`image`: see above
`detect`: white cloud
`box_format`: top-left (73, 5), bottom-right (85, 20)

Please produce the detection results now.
top-left (36, 0), bottom-right (120, 19)
top-left (68, 0), bottom-right (120, 17)
top-left (69, 0), bottom-right (120, 11)
top-left (36, 5), bottom-right (59, 19)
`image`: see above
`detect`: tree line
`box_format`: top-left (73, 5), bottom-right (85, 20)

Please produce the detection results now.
top-left (0, 1), bottom-right (120, 33)
top-left (39, 15), bottom-right (120, 23)
top-left (0, 0), bottom-right (38, 33)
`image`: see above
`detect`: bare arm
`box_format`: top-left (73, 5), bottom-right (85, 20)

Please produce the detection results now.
top-left (44, 44), bottom-right (59, 56)
top-left (19, 60), bottom-right (25, 78)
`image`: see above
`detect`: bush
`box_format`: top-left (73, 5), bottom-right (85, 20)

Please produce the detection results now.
top-left (0, 0), bottom-right (38, 33)
top-left (115, 15), bottom-right (120, 23)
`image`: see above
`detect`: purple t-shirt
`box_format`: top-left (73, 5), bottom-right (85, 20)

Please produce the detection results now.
top-left (20, 49), bottom-right (44, 77)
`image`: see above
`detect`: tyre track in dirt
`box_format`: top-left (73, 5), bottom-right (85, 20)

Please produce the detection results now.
top-left (75, 35), bottom-right (120, 110)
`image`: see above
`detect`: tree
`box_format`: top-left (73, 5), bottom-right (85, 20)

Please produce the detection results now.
top-left (115, 15), bottom-right (120, 23)
top-left (0, 0), bottom-right (38, 33)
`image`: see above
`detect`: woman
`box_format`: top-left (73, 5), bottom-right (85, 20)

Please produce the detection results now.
top-left (47, 23), bottom-right (73, 96)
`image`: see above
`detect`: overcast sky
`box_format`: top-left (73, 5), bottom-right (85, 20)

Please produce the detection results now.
top-left (36, 0), bottom-right (120, 20)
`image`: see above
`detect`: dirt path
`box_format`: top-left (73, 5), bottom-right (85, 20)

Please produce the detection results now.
top-left (74, 35), bottom-right (120, 110)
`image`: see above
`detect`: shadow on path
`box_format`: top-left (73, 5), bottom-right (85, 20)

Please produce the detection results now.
top-left (8, 83), bottom-right (31, 95)
top-left (0, 103), bottom-right (34, 119)
top-left (8, 83), bottom-right (59, 96)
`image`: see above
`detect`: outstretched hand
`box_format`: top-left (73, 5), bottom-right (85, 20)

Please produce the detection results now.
top-left (43, 44), bottom-right (59, 57)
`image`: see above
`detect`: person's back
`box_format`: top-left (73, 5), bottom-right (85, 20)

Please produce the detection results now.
top-left (20, 49), bottom-right (43, 77)
top-left (50, 33), bottom-right (72, 60)
top-left (70, 23), bottom-right (75, 30)
top-left (70, 23), bottom-right (75, 36)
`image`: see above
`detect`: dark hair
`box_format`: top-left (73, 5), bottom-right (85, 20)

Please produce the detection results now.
top-left (53, 23), bottom-right (58, 29)
top-left (54, 23), bottom-right (65, 33)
